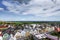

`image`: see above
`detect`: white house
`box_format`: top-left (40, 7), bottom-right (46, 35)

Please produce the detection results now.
top-left (34, 34), bottom-right (46, 40)
top-left (0, 31), bottom-right (2, 40)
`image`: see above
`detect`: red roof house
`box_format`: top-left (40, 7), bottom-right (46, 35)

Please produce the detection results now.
top-left (55, 27), bottom-right (60, 32)
top-left (0, 25), bottom-right (8, 29)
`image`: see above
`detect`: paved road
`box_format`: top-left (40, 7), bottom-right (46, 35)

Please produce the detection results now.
top-left (45, 34), bottom-right (60, 40)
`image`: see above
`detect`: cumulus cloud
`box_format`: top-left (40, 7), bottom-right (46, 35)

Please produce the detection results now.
top-left (2, 0), bottom-right (60, 17)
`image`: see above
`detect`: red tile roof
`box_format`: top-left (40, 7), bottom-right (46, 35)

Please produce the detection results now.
top-left (0, 25), bottom-right (8, 28)
top-left (55, 27), bottom-right (60, 32)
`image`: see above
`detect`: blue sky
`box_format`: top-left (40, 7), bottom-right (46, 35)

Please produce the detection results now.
top-left (0, 0), bottom-right (60, 21)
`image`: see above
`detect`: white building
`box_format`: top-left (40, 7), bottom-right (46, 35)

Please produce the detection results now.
top-left (0, 31), bottom-right (2, 40)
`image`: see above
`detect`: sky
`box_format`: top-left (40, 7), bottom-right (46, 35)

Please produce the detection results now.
top-left (0, 0), bottom-right (60, 21)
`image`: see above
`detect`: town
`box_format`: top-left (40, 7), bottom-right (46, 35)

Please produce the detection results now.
top-left (0, 21), bottom-right (60, 40)
top-left (0, 0), bottom-right (60, 40)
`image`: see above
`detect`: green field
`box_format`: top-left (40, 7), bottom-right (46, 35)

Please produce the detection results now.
top-left (0, 21), bottom-right (60, 24)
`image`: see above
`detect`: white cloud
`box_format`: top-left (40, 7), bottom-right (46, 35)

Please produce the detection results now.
top-left (2, 0), bottom-right (60, 17)
top-left (2, 1), bottom-right (28, 14)
top-left (0, 8), bottom-right (4, 11)
top-left (22, 0), bottom-right (60, 17)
